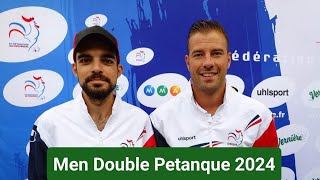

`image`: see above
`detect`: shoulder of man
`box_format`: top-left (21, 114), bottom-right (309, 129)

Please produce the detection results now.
top-left (33, 99), bottom-right (76, 135)
top-left (151, 92), bottom-right (188, 116)
top-left (234, 92), bottom-right (277, 146)
top-left (118, 99), bottom-right (149, 119)
top-left (236, 92), bottom-right (272, 116)
top-left (36, 98), bottom-right (76, 122)
top-left (149, 92), bottom-right (189, 130)
top-left (117, 100), bottom-right (150, 126)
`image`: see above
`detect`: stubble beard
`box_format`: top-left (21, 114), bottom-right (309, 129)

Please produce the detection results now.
top-left (80, 73), bottom-right (116, 102)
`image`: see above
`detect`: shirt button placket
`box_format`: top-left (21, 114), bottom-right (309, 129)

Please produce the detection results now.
top-left (98, 133), bottom-right (103, 146)
top-left (206, 113), bottom-right (213, 147)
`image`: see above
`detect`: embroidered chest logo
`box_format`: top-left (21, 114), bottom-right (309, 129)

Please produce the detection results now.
top-left (227, 130), bottom-right (243, 146)
top-left (120, 139), bottom-right (134, 147)
top-left (227, 115), bottom-right (262, 146)
top-left (120, 129), bottom-right (147, 147)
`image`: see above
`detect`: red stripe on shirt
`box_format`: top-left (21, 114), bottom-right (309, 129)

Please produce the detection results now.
top-left (245, 118), bottom-right (262, 131)
top-left (143, 135), bottom-right (157, 147)
top-left (253, 118), bottom-right (278, 147)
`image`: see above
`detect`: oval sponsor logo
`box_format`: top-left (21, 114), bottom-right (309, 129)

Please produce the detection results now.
top-left (137, 73), bottom-right (188, 108)
top-left (302, 81), bottom-right (320, 108)
top-left (126, 47), bottom-right (154, 66)
top-left (251, 76), bottom-right (295, 108)
top-left (0, 6), bottom-right (68, 63)
top-left (68, 48), bottom-right (74, 64)
top-left (85, 14), bottom-right (107, 27)
top-left (72, 74), bottom-right (129, 98)
top-left (115, 74), bottom-right (129, 97)
top-left (282, 167), bottom-right (295, 180)
top-left (303, 168), bottom-right (320, 180)
top-left (72, 83), bottom-right (82, 99)
top-left (226, 74), bottom-right (245, 94)
top-left (3, 70), bottom-right (64, 107)
top-left (277, 124), bottom-right (309, 156)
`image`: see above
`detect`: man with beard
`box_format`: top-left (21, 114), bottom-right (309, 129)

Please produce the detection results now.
top-left (28, 26), bottom-right (156, 179)
top-left (150, 20), bottom-right (278, 147)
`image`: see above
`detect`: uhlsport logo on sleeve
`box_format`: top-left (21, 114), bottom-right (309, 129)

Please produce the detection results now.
top-left (3, 70), bottom-right (64, 107)
top-left (137, 73), bottom-right (188, 108)
top-left (0, 6), bottom-right (68, 63)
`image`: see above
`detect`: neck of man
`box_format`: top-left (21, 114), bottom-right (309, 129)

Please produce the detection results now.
top-left (192, 82), bottom-right (226, 116)
top-left (82, 92), bottom-right (115, 131)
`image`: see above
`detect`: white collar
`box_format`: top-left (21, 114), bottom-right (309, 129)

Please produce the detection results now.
top-left (184, 79), bottom-right (237, 114)
top-left (76, 92), bottom-right (121, 120)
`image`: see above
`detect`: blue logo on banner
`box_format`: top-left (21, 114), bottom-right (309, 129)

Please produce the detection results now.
top-left (144, 85), bottom-right (155, 96)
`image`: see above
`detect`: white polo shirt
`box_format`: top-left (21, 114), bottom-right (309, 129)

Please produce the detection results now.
top-left (31, 94), bottom-right (155, 147)
top-left (28, 94), bottom-right (155, 179)
top-left (150, 81), bottom-right (278, 147)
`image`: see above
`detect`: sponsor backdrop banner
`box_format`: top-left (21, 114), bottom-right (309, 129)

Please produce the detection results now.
top-left (0, 0), bottom-right (319, 179)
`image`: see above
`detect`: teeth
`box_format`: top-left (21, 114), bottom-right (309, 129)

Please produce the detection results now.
top-left (202, 73), bottom-right (214, 77)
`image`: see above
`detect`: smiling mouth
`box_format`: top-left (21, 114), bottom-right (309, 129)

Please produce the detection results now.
top-left (201, 72), bottom-right (217, 77)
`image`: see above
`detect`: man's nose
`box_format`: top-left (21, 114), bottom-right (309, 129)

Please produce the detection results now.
top-left (91, 61), bottom-right (103, 73)
top-left (203, 54), bottom-right (214, 68)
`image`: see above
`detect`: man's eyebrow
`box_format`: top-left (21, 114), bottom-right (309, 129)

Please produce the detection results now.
top-left (77, 54), bottom-right (92, 59)
top-left (211, 48), bottom-right (224, 51)
top-left (191, 50), bottom-right (203, 54)
top-left (101, 53), bottom-right (116, 59)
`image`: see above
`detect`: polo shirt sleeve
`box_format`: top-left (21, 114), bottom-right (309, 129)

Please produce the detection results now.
top-left (142, 117), bottom-right (157, 147)
top-left (253, 116), bottom-right (278, 147)
top-left (28, 115), bottom-right (53, 180)
top-left (252, 106), bottom-right (278, 147)
top-left (150, 111), bottom-right (170, 147)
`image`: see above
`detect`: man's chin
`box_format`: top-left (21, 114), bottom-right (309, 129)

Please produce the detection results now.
top-left (84, 90), bottom-right (110, 100)
top-left (87, 83), bottom-right (110, 90)
top-left (199, 83), bottom-right (219, 94)
top-left (81, 83), bottom-right (116, 99)
top-left (87, 88), bottom-right (111, 95)
top-left (88, 82), bottom-right (108, 88)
